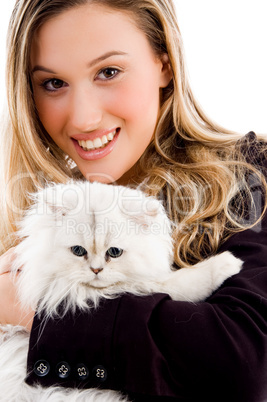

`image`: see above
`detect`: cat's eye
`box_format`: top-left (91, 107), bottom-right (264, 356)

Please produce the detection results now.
top-left (106, 247), bottom-right (123, 259)
top-left (71, 245), bottom-right (87, 257)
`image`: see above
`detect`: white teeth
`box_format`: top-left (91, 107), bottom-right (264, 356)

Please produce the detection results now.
top-left (87, 140), bottom-right (94, 149)
top-left (93, 138), bottom-right (102, 148)
top-left (107, 133), bottom-right (114, 141)
top-left (77, 130), bottom-right (117, 151)
top-left (102, 135), bottom-right (108, 144)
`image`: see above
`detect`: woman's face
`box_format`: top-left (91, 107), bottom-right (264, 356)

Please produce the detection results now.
top-left (30, 4), bottom-right (171, 183)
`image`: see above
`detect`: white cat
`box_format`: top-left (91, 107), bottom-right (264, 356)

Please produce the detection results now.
top-left (0, 181), bottom-right (242, 401)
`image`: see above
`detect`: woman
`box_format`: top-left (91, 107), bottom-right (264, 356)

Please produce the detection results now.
top-left (0, 0), bottom-right (267, 400)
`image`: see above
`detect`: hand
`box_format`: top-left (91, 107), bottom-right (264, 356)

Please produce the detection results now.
top-left (0, 273), bottom-right (34, 331)
top-left (0, 249), bottom-right (34, 331)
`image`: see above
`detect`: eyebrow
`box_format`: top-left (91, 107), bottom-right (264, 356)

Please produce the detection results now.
top-left (31, 51), bottom-right (129, 74)
top-left (31, 66), bottom-right (57, 74)
top-left (87, 50), bottom-right (129, 68)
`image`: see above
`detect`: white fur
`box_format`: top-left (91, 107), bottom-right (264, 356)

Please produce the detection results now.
top-left (0, 182), bottom-right (243, 401)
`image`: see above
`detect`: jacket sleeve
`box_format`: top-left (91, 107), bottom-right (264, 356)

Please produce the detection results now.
top-left (26, 211), bottom-right (267, 402)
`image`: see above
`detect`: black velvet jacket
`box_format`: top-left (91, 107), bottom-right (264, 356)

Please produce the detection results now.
top-left (26, 133), bottom-right (267, 401)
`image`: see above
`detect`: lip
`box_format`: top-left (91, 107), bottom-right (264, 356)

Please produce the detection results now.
top-left (72, 128), bottom-right (120, 161)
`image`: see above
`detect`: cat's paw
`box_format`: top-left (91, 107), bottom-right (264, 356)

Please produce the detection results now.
top-left (210, 251), bottom-right (243, 287)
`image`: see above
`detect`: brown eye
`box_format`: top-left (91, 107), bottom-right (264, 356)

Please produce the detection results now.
top-left (51, 79), bottom-right (64, 89)
top-left (103, 68), bottom-right (116, 78)
top-left (71, 245), bottom-right (87, 257)
top-left (42, 78), bottom-right (67, 92)
top-left (97, 68), bottom-right (119, 80)
top-left (106, 247), bottom-right (123, 259)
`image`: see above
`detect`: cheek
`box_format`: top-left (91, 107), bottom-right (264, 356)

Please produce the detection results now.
top-left (35, 97), bottom-right (67, 138)
top-left (105, 78), bottom-right (160, 125)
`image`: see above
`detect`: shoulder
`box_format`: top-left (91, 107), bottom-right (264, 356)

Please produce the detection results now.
top-left (218, 132), bottom-right (267, 268)
top-left (236, 131), bottom-right (267, 171)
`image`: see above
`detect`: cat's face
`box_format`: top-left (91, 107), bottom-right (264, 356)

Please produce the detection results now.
top-left (18, 182), bottom-right (173, 293)
top-left (52, 187), bottom-right (173, 289)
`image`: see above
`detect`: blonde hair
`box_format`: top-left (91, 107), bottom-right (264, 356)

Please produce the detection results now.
top-left (1, 0), bottom-right (266, 265)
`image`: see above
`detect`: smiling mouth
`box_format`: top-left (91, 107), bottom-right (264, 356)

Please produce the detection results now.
top-left (77, 129), bottom-right (117, 151)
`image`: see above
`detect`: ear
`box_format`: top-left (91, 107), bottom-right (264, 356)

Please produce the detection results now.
top-left (131, 198), bottom-right (164, 230)
top-left (45, 202), bottom-right (69, 217)
top-left (159, 53), bottom-right (173, 88)
top-left (35, 184), bottom-right (71, 218)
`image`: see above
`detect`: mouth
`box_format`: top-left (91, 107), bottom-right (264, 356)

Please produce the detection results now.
top-left (82, 279), bottom-right (108, 289)
top-left (77, 129), bottom-right (117, 151)
top-left (72, 128), bottom-right (120, 161)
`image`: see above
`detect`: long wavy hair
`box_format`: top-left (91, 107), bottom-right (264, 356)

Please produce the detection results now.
top-left (1, 0), bottom-right (266, 265)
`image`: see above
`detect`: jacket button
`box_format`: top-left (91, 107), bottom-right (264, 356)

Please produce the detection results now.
top-left (56, 361), bottom-right (71, 379)
top-left (76, 363), bottom-right (89, 381)
top-left (33, 360), bottom-right (50, 377)
top-left (92, 365), bottom-right (108, 382)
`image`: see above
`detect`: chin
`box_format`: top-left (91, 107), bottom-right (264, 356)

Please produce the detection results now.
top-left (79, 166), bottom-right (131, 185)
top-left (80, 173), bottom-right (115, 184)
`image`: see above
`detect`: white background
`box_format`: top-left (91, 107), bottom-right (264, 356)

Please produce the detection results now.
top-left (0, 0), bottom-right (266, 136)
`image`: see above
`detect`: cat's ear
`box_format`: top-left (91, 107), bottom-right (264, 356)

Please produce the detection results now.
top-left (143, 198), bottom-right (163, 217)
top-left (119, 187), bottom-right (169, 230)
top-left (45, 203), bottom-right (69, 217)
top-left (34, 184), bottom-right (72, 218)
top-left (131, 198), bottom-right (170, 231)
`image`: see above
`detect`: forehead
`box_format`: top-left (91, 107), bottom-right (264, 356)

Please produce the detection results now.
top-left (30, 3), bottom-right (153, 67)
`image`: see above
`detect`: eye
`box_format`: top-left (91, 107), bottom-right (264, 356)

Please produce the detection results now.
top-left (70, 245), bottom-right (87, 257)
top-left (42, 78), bottom-right (67, 92)
top-left (97, 68), bottom-right (120, 81)
top-left (106, 247), bottom-right (123, 259)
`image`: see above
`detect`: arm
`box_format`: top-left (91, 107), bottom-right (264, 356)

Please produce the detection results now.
top-left (25, 217), bottom-right (267, 401)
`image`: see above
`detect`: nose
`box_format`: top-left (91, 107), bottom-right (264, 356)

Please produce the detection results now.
top-left (69, 86), bottom-right (102, 132)
top-left (90, 267), bottom-right (103, 275)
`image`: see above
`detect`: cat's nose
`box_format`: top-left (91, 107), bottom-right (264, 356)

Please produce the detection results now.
top-left (90, 267), bottom-right (103, 275)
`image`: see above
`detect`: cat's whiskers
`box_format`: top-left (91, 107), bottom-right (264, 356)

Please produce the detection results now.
top-left (34, 267), bottom-right (111, 315)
